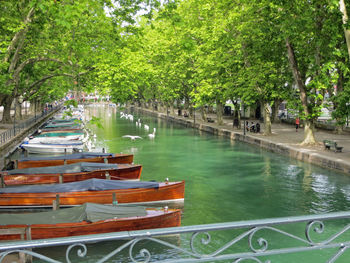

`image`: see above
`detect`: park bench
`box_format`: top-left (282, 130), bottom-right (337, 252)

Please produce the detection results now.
top-left (323, 140), bottom-right (343, 152)
top-left (207, 117), bottom-right (214, 123)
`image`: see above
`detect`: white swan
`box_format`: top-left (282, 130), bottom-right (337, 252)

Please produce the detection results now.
top-left (144, 124), bottom-right (149, 131)
top-left (148, 128), bottom-right (156, 139)
top-left (122, 135), bottom-right (143, 141)
top-left (136, 118), bottom-right (141, 127)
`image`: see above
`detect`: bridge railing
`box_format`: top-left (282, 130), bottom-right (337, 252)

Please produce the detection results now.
top-left (1, 210), bottom-right (350, 262)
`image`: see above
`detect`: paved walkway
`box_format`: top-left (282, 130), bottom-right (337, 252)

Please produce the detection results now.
top-left (224, 117), bottom-right (350, 162)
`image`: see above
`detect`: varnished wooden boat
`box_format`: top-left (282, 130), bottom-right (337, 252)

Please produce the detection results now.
top-left (0, 162), bottom-right (142, 186)
top-left (13, 152), bottom-right (134, 169)
top-left (0, 203), bottom-right (181, 240)
top-left (0, 179), bottom-right (185, 208)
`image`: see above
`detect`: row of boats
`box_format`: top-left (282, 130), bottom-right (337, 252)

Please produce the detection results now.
top-left (20, 108), bottom-right (87, 153)
top-left (0, 108), bottom-right (184, 241)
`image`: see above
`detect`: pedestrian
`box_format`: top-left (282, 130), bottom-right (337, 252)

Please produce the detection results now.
top-left (250, 122), bottom-right (255, 132)
top-left (256, 122), bottom-right (260, 133)
top-left (246, 121), bottom-right (249, 132)
top-left (295, 117), bottom-right (300, 132)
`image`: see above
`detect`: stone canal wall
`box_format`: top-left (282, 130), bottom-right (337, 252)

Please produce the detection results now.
top-left (131, 107), bottom-right (350, 175)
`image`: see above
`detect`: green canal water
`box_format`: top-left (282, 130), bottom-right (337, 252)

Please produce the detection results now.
top-left (37, 105), bottom-right (350, 262)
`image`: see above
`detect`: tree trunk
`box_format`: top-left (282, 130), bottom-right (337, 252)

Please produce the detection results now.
top-left (29, 100), bottom-right (35, 115)
top-left (335, 124), bottom-right (343, 134)
top-left (237, 104), bottom-right (241, 129)
top-left (271, 100), bottom-right (281, 123)
top-left (25, 101), bottom-right (28, 116)
top-left (216, 101), bottom-right (224, 125)
top-left (263, 102), bottom-right (272, 135)
top-left (1, 95), bottom-right (13, 123)
top-left (200, 106), bottom-right (207, 121)
top-left (189, 105), bottom-right (193, 117)
top-left (340, 0), bottom-right (350, 60)
top-left (302, 120), bottom-right (317, 145)
top-left (286, 38), bottom-right (317, 145)
top-left (15, 101), bottom-right (22, 120)
top-left (232, 102), bottom-right (241, 129)
top-left (334, 70), bottom-right (344, 134)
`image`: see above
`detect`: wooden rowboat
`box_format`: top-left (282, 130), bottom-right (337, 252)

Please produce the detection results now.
top-left (0, 162), bottom-right (142, 186)
top-left (0, 179), bottom-right (185, 208)
top-left (0, 203), bottom-right (181, 240)
top-left (12, 152), bottom-right (134, 169)
top-left (21, 142), bottom-right (84, 154)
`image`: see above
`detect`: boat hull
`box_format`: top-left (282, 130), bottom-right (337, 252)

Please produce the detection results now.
top-left (16, 154), bottom-right (134, 169)
top-left (1, 164), bottom-right (142, 185)
top-left (0, 209), bottom-right (181, 240)
top-left (21, 144), bottom-right (84, 154)
top-left (40, 128), bottom-right (84, 134)
top-left (0, 181), bottom-right (185, 207)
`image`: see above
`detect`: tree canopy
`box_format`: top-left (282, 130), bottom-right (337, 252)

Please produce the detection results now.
top-left (1, 0), bottom-right (350, 143)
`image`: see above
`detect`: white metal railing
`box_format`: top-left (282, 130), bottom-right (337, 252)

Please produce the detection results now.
top-left (1, 211), bottom-right (350, 262)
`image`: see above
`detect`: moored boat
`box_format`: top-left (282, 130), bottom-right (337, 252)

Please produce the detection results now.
top-left (0, 178), bottom-right (185, 208)
top-left (21, 142), bottom-right (84, 154)
top-left (35, 131), bottom-right (85, 140)
top-left (24, 136), bottom-right (84, 144)
top-left (0, 203), bottom-right (181, 240)
top-left (0, 162), bottom-right (142, 185)
top-left (49, 118), bottom-right (80, 123)
top-left (39, 128), bottom-right (84, 134)
top-left (12, 152), bottom-right (134, 169)
top-left (44, 122), bottom-right (80, 128)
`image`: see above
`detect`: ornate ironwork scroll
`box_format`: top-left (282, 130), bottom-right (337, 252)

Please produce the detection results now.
top-left (1, 212), bottom-right (350, 262)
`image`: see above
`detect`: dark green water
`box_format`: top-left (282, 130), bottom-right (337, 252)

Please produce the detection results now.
top-left (37, 105), bottom-right (350, 262)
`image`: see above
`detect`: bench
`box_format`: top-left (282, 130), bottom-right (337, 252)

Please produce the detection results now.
top-left (207, 117), bottom-right (214, 123)
top-left (323, 140), bottom-right (343, 152)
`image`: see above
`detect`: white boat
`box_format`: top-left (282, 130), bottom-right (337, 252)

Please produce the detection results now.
top-left (26, 135), bottom-right (84, 143)
top-left (21, 142), bottom-right (84, 154)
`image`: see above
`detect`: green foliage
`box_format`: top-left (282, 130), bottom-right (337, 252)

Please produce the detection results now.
top-left (89, 116), bottom-right (103, 129)
top-left (1, 0), bottom-right (349, 131)
top-left (64, 99), bottom-right (78, 108)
